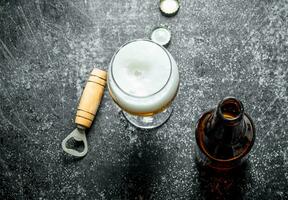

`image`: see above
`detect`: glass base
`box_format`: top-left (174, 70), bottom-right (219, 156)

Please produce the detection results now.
top-left (122, 106), bottom-right (173, 129)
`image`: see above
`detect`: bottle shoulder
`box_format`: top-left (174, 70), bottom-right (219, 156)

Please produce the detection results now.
top-left (195, 109), bottom-right (256, 162)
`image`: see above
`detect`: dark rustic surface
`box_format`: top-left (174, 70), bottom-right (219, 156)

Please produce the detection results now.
top-left (0, 0), bottom-right (287, 199)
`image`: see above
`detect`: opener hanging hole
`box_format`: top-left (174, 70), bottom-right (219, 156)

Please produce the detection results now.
top-left (65, 137), bottom-right (85, 152)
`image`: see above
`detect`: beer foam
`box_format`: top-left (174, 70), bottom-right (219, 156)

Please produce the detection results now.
top-left (108, 40), bottom-right (179, 114)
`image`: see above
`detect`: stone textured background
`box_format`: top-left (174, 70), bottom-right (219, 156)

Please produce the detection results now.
top-left (0, 0), bottom-right (287, 199)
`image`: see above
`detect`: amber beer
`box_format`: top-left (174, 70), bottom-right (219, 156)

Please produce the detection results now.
top-left (108, 39), bottom-right (179, 128)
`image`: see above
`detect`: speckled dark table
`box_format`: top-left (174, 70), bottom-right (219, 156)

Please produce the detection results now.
top-left (0, 0), bottom-right (287, 199)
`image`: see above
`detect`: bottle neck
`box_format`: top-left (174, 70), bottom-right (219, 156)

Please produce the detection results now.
top-left (205, 97), bottom-right (245, 145)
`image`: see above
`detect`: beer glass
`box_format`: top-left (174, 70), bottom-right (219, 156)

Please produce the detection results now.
top-left (108, 39), bottom-right (179, 129)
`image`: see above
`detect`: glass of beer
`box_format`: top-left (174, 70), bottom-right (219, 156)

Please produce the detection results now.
top-left (108, 39), bottom-right (179, 129)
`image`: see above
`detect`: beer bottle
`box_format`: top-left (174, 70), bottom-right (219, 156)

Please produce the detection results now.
top-left (195, 97), bottom-right (256, 170)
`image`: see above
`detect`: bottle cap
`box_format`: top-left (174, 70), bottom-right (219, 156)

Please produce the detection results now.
top-left (159, 0), bottom-right (180, 17)
top-left (151, 26), bottom-right (171, 47)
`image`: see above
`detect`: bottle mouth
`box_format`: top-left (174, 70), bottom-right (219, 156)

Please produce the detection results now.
top-left (218, 97), bottom-right (244, 122)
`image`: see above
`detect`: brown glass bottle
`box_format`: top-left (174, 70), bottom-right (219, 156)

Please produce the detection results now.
top-left (195, 97), bottom-right (255, 170)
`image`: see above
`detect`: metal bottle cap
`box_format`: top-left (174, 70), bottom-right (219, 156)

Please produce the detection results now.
top-left (151, 27), bottom-right (171, 47)
top-left (159, 0), bottom-right (180, 17)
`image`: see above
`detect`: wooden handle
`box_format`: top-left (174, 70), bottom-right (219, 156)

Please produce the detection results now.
top-left (75, 68), bottom-right (107, 128)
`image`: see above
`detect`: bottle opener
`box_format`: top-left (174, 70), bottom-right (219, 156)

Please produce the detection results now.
top-left (62, 68), bottom-right (107, 157)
